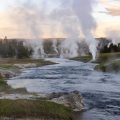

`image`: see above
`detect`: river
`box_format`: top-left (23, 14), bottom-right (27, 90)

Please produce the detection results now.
top-left (7, 58), bottom-right (120, 120)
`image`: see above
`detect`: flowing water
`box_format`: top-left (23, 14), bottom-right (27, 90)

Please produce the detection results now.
top-left (8, 58), bottom-right (120, 120)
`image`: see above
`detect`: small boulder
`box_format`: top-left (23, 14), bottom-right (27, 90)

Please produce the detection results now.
top-left (14, 63), bottom-right (36, 69)
top-left (48, 91), bottom-right (84, 112)
top-left (0, 70), bottom-right (15, 79)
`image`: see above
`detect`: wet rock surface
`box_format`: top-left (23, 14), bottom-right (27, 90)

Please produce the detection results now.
top-left (14, 63), bottom-right (37, 69)
top-left (0, 70), bottom-right (16, 78)
top-left (48, 91), bottom-right (84, 111)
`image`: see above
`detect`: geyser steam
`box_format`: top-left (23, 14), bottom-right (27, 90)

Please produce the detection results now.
top-left (52, 39), bottom-right (58, 54)
top-left (12, 0), bottom-right (45, 59)
top-left (59, 17), bottom-right (80, 58)
top-left (51, 0), bottom-right (98, 59)
top-left (24, 39), bottom-right (45, 59)
top-left (10, 0), bottom-right (98, 59)
top-left (52, 0), bottom-right (81, 58)
top-left (107, 30), bottom-right (120, 45)
top-left (73, 0), bottom-right (98, 60)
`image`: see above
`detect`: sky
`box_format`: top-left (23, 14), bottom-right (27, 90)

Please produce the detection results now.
top-left (0, 0), bottom-right (120, 39)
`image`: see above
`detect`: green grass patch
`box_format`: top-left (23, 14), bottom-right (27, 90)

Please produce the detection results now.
top-left (95, 59), bottom-right (120, 72)
top-left (0, 79), bottom-right (10, 91)
top-left (0, 78), bottom-right (28, 93)
top-left (0, 99), bottom-right (73, 120)
top-left (71, 55), bottom-right (92, 63)
top-left (0, 58), bottom-right (55, 69)
top-left (0, 58), bottom-right (54, 65)
top-left (71, 52), bottom-right (120, 63)
top-left (71, 52), bottom-right (120, 73)
top-left (95, 53), bottom-right (120, 72)
top-left (96, 52), bottom-right (120, 64)
top-left (95, 64), bottom-right (106, 72)
top-left (0, 64), bottom-right (18, 70)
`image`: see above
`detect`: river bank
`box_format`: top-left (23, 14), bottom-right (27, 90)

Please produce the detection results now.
top-left (0, 58), bottom-right (84, 120)
top-left (72, 52), bottom-right (120, 73)
top-left (0, 58), bottom-right (55, 94)
top-left (2, 55), bottom-right (120, 120)
top-left (11, 57), bottom-right (119, 120)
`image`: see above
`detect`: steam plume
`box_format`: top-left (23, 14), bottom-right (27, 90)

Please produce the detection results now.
top-left (52, 39), bottom-right (58, 54)
top-left (10, 0), bottom-right (99, 59)
top-left (51, 0), bottom-right (80, 58)
top-left (106, 30), bottom-right (120, 45)
top-left (73, 0), bottom-right (98, 60)
top-left (11, 0), bottom-right (45, 59)
top-left (51, 0), bottom-right (98, 59)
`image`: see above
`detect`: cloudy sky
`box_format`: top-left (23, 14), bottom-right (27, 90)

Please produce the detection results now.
top-left (0, 0), bottom-right (120, 38)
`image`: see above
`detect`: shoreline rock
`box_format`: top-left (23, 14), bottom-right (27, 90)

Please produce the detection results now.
top-left (0, 70), bottom-right (16, 78)
top-left (14, 63), bottom-right (37, 69)
top-left (48, 91), bottom-right (84, 112)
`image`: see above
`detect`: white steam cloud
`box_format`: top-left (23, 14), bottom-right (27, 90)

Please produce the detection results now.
top-left (106, 30), bottom-right (120, 45)
top-left (73, 0), bottom-right (98, 60)
top-left (11, 0), bottom-right (46, 59)
top-left (52, 39), bottom-right (58, 54)
top-left (51, 0), bottom-right (98, 59)
top-left (10, 0), bottom-right (98, 60)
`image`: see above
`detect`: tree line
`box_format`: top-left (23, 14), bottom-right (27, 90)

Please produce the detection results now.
top-left (0, 37), bottom-right (33, 59)
top-left (0, 37), bottom-right (119, 59)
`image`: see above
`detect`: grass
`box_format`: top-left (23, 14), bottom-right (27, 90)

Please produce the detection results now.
top-left (0, 64), bottom-right (17, 69)
top-left (96, 52), bottom-right (120, 64)
top-left (71, 52), bottom-right (120, 63)
top-left (95, 53), bottom-right (120, 72)
top-left (71, 52), bottom-right (120, 72)
top-left (0, 58), bottom-right (55, 73)
top-left (71, 55), bottom-right (92, 63)
top-left (0, 78), bottom-right (28, 94)
top-left (95, 59), bottom-right (120, 72)
top-left (0, 99), bottom-right (73, 120)
top-left (0, 59), bottom-right (73, 120)
top-left (0, 58), bottom-right (55, 67)
top-left (0, 78), bottom-right (9, 91)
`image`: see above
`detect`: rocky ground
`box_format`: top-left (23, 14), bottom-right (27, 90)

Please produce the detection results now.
top-left (48, 91), bottom-right (84, 112)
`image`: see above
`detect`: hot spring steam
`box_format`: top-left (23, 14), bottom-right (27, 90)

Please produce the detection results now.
top-left (11, 0), bottom-right (98, 60)
top-left (73, 0), bottom-right (98, 60)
